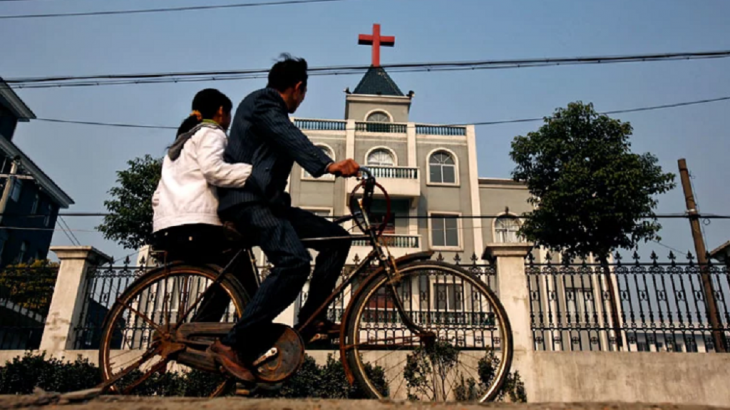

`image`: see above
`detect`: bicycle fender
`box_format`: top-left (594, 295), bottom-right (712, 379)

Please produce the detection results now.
top-left (338, 250), bottom-right (434, 385)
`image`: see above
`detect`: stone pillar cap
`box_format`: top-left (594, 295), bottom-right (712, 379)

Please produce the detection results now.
top-left (51, 246), bottom-right (113, 265)
top-left (482, 242), bottom-right (534, 259)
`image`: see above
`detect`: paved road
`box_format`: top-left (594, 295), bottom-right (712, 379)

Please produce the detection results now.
top-left (1, 396), bottom-right (729, 410)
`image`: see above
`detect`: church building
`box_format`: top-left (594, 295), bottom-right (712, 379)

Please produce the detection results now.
top-left (285, 24), bottom-right (532, 265)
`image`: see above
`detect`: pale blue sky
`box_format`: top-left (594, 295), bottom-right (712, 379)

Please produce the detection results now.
top-left (1, 0), bottom-right (729, 262)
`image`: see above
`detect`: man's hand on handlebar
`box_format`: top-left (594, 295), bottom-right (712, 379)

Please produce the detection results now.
top-left (327, 159), bottom-right (360, 178)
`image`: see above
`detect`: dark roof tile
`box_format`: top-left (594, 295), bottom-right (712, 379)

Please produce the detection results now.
top-left (353, 66), bottom-right (404, 96)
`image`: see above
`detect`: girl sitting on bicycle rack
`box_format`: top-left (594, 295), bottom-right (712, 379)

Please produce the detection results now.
top-left (152, 88), bottom-right (252, 262)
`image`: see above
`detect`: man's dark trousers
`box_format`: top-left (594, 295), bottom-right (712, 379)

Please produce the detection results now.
top-left (220, 204), bottom-right (350, 352)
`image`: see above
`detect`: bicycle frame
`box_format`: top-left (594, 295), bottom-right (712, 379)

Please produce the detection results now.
top-left (206, 168), bottom-right (432, 338)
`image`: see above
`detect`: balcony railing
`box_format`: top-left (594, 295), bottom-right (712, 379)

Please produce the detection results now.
top-left (352, 235), bottom-right (420, 248)
top-left (294, 119), bottom-right (346, 131)
top-left (416, 124), bottom-right (466, 136)
top-left (355, 122), bottom-right (407, 134)
top-left (368, 166), bottom-right (418, 180)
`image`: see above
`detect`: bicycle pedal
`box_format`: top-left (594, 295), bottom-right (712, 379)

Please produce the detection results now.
top-left (308, 333), bottom-right (328, 343)
top-left (235, 388), bottom-right (252, 397)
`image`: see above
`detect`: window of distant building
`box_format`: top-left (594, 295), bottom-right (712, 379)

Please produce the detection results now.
top-left (10, 179), bottom-right (22, 202)
top-left (366, 111), bottom-right (391, 123)
top-left (302, 144), bottom-right (336, 181)
top-left (428, 150), bottom-right (457, 185)
top-left (366, 147), bottom-right (396, 167)
top-left (495, 215), bottom-right (521, 243)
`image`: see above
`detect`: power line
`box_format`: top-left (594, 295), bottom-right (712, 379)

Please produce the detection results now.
top-left (460, 96), bottom-right (730, 126)
top-left (7, 50), bottom-right (730, 89)
top-left (58, 216), bottom-right (82, 246)
top-left (0, 0), bottom-right (355, 20)
top-left (40, 212), bottom-right (730, 219)
top-left (31, 94), bottom-right (730, 130)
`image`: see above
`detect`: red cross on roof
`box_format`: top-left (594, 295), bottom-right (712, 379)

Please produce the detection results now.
top-left (358, 23), bottom-right (395, 67)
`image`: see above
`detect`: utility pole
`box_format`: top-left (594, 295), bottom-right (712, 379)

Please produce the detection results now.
top-left (678, 158), bottom-right (726, 353)
top-left (0, 158), bottom-right (20, 225)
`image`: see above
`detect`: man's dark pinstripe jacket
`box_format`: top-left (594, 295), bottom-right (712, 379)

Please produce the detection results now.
top-left (218, 88), bottom-right (333, 213)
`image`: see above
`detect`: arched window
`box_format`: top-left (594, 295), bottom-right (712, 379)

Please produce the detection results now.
top-left (366, 148), bottom-right (396, 167)
top-left (495, 216), bottom-right (521, 243)
top-left (303, 144), bottom-right (335, 180)
top-left (428, 150), bottom-right (456, 184)
top-left (366, 111), bottom-right (391, 123)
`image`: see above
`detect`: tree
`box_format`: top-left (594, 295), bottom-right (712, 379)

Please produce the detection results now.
top-left (0, 259), bottom-right (59, 317)
top-left (97, 155), bottom-right (162, 250)
top-left (510, 101), bottom-right (676, 348)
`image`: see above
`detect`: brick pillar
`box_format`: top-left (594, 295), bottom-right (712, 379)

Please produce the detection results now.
top-left (40, 246), bottom-right (112, 354)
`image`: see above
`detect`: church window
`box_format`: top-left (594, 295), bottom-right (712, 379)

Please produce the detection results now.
top-left (495, 216), bottom-right (521, 243)
top-left (366, 148), bottom-right (396, 167)
top-left (428, 151), bottom-right (456, 184)
top-left (366, 111), bottom-right (391, 123)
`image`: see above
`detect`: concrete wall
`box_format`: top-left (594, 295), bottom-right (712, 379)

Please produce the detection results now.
top-left (517, 351), bottom-right (730, 406)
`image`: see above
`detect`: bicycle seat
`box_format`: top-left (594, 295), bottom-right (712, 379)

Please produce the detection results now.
top-left (222, 221), bottom-right (255, 249)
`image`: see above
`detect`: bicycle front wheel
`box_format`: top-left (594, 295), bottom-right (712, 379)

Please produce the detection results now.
top-left (343, 261), bottom-right (513, 402)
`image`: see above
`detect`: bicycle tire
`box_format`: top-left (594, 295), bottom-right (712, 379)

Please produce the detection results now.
top-left (98, 263), bottom-right (249, 393)
top-left (342, 260), bottom-right (513, 402)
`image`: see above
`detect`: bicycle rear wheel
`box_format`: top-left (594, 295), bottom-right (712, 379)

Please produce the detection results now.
top-left (98, 263), bottom-right (248, 396)
top-left (343, 261), bottom-right (512, 402)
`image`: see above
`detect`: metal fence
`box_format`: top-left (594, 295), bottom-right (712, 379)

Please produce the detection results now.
top-left (73, 257), bottom-right (154, 349)
top-left (297, 252), bottom-right (498, 349)
top-left (0, 263), bottom-right (59, 350)
top-left (527, 251), bottom-right (730, 353)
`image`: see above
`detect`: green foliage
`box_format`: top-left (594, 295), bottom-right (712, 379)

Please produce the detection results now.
top-left (0, 260), bottom-right (59, 317)
top-left (453, 350), bottom-right (526, 403)
top-left (404, 344), bottom-right (526, 402)
top-left (255, 354), bottom-right (387, 399)
top-left (510, 101), bottom-right (676, 258)
top-left (0, 352), bottom-right (387, 399)
top-left (0, 352), bottom-right (99, 394)
top-left (96, 155), bottom-right (162, 250)
top-left (404, 341), bottom-right (459, 400)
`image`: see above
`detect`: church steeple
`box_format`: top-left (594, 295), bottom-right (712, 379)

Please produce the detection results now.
top-left (346, 23), bottom-right (412, 121)
top-left (352, 24), bottom-right (404, 97)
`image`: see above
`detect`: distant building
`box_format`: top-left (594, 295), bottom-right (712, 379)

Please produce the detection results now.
top-left (0, 78), bottom-right (74, 267)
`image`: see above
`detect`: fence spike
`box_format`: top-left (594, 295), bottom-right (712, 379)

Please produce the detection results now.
top-left (453, 253), bottom-right (461, 265)
top-left (650, 251), bottom-right (658, 266)
top-left (437, 252), bottom-right (444, 262)
top-left (471, 252), bottom-right (478, 265)
top-left (525, 252), bottom-right (535, 265)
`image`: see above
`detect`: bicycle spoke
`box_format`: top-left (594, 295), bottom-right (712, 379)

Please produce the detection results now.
top-left (176, 275), bottom-right (191, 324)
top-left (121, 302), bottom-right (162, 333)
top-left (343, 333), bottom-right (421, 350)
top-left (105, 344), bottom-right (162, 390)
top-left (121, 358), bottom-right (169, 394)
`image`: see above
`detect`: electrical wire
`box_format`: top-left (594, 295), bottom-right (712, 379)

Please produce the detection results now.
top-left (7, 50), bottom-right (730, 89)
top-left (0, 0), bottom-right (356, 20)
top-left (30, 94), bottom-right (730, 131)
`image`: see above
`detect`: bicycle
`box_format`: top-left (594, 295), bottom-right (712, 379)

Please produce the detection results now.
top-left (97, 167), bottom-right (513, 402)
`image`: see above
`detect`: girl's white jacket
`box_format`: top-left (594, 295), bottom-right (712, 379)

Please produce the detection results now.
top-left (152, 126), bottom-right (252, 233)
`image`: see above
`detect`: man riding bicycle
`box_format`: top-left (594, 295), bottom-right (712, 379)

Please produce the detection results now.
top-left (209, 54), bottom-right (360, 382)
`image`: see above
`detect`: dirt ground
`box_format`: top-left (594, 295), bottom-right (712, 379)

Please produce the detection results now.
top-left (1, 395), bottom-right (729, 410)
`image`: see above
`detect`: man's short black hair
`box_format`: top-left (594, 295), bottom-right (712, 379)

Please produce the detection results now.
top-left (267, 53), bottom-right (308, 92)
